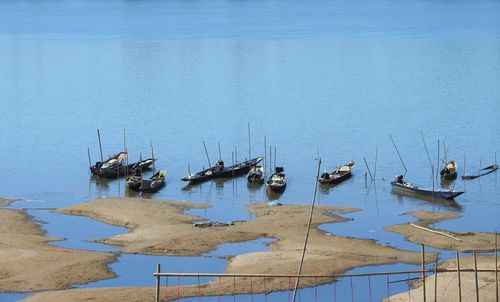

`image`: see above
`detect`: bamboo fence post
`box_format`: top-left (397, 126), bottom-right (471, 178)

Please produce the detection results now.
top-left (363, 156), bottom-right (373, 181)
top-left (456, 252), bottom-right (462, 302)
top-left (474, 252), bottom-right (479, 302)
top-left (422, 244), bottom-right (427, 302)
top-left (156, 264), bottom-right (161, 302)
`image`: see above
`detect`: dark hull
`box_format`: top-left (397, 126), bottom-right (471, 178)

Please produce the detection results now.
top-left (138, 171), bottom-right (166, 193)
top-left (267, 183), bottom-right (286, 193)
top-left (266, 172), bottom-right (286, 193)
top-left (462, 164), bottom-right (498, 180)
top-left (182, 157), bottom-right (263, 185)
top-left (440, 171), bottom-right (457, 181)
top-left (391, 182), bottom-right (464, 200)
top-left (97, 158), bottom-right (156, 179)
top-left (140, 181), bottom-right (165, 193)
top-left (319, 171), bottom-right (352, 185)
top-left (247, 175), bottom-right (265, 184)
top-left (126, 177), bottom-right (142, 191)
top-left (214, 157), bottom-right (263, 178)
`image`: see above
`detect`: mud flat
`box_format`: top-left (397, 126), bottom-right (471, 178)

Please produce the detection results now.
top-left (0, 208), bottom-right (116, 292)
top-left (386, 211), bottom-right (500, 251)
top-left (0, 198), bottom-right (16, 207)
top-left (23, 198), bottom-right (429, 302)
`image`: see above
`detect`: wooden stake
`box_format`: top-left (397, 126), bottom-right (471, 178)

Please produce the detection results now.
top-left (456, 252), bottom-right (462, 302)
top-left (389, 135), bottom-right (408, 176)
top-left (87, 148), bottom-right (92, 168)
top-left (155, 264), bottom-right (161, 302)
top-left (373, 146), bottom-right (378, 180)
top-left (363, 156), bottom-right (373, 181)
top-left (97, 129), bottom-right (103, 162)
top-left (202, 141), bottom-right (212, 168)
top-left (421, 244), bottom-right (427, 302)
top-left (269, 146), bottom-right (272, 174)
top-left (474, 252), bottom-right (479, 302)
top-left (264, 136), bottom-right (267, 177)
top-left (150, 140), bottom-right (155, 172)
top-left (436, 140), bottom-right (440, 185)
top-left (235, 146), bottom-right (237, 163)
top-left (410, 223), bottom-right (462, 241)
top-left (123, 129), bottom-right (127, 152)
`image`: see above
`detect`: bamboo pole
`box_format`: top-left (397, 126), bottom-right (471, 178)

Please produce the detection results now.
top-left (389, 135), bottom-right (408, 175)
top-left (87, 148), bottom-right (92, 168)
top-left (456, 252), bottom-right (462, 302)
top-left (274, 147), bottom-right (276, 170)
top-left (264, 136), bottom-right (267, 178)
top-left (363, 156), bottom-right (373, 181)
top-left (235, 146), bottom-right (237, 163)
top-left (474, 252), bottom-right (479, 302)
top-left (150, 140), bottom-right (155, 172)
top-left (97, 129), bottom-right (103, 162)
top-left (434, 257), bottom-right (438, 302)
top-left (269, 146), bottom-right (272, 174)
top-left (248, 122), bottom-right (251, 159)
top-left (292, 157), bottom-right (322, 302)
top-left (373, 146), bottom-right (378, 180)
top-left (410, 224), bottom-right (462, 241)
top-left (218, 142), bottom-right (222, 161)
top-left (436, 139), bottom-right (440, 185)
top-left (422, 244), bottom-right (427, 302)
top-left (496, 231), bottom-right (498, 302)
top-left (156, 264), bottom-right (161, 302)
top-left (421, 131), bottom-right (435, 203)
top-left (202, 141), bottom-right (211, 168)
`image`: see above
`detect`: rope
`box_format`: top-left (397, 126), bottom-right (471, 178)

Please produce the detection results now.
top-left (292, 158), bottom-right (322, 302)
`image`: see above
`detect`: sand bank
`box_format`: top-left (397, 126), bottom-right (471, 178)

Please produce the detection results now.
top-left (0, 208), bottom-right (116, 292)
top-left (0, 198), bottom-right (16, 207)
top-left (23, 198), bottom-right (430, 301)
top-left (385, 255), bottom-right (499, 302)
top-left (386, 211), bottom-right (499, 251)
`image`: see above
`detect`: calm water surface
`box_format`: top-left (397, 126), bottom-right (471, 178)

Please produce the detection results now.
top-left (1, 0), bottom-right (500, 300)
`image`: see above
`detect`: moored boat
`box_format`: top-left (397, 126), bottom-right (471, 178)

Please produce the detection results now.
top-left (181, 157), bottom-right (263, 185)
top-left (138, 170), bottom-right (166, 193)
top-left (391, 175), bottom-right (464, 200)
top-left (247, 165), bottom-right (265, 184)
top-left (440, 160), bottom-right (458, 181)
top-left (266, 166), bottom-right (286, 193)
top-left (319, 161), bottom-right (354, 185)
top-left (462, 164), bottom-right (498, 180)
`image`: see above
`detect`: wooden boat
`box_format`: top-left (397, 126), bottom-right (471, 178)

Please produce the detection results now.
top-left (213, 157), bottom-right (264, 178)
top-left (462, 164), bottom-right (498, 180)
top-left (247, 165), bottom-right (265, 184)
top-left (90, 152), bottom-right (128, 176)
top-left (319, 161), bottom-right (354, 185)
top-left (181, 157), bottom-right (263, 185)
top-left (94, 156), bottom-right (156, 179)
top-left (138, 170), bottom-right (166, 193)
top-left (391, 176), bottom-right (464, 200)
top-left (440, 160), bottom-right (458, 181)
top-left (125, 171), bottom-right (143, 191)
top-left (266, 167), bottom-right (286, 193)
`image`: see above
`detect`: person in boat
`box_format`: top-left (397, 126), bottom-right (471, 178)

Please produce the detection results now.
top-left (215, 160), bottom-right (224, 173)
top-left (395, 175), bottom-right (404, 184)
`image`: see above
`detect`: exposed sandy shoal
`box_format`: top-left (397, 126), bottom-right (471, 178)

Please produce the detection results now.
top-left (0, 208), bottom-right (116, 292)
top-left (0, 198), bottom-right (16, 207)
top-left (385, 255), bottom-right (499, 302)
top-left (23, 198), bottom-right (432, 302)
top-left (385, 211), bottom-right (499, 251)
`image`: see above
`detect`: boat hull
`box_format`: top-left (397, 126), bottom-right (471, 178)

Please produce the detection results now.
top-left (391, 182), bottom-right (464, 200)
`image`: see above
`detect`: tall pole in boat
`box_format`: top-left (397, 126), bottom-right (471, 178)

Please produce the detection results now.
top-left (269, 146), bottom-right (272, 174)
top-left (97, 129), bottom-right (104, 162)
top-left (264, 136), bottom-right (267, 177)
top-left (203, 141), bottom-right (212, 168)
top-left (292, 157), bottom-right (322, 302)
top-left (274, 147), bottom-right (277, 170)
top-left (218, 142), bottom-right (222, 161)
top-left (436, 140), bottom-right (440, 186)
top-left (421, 131), bottom-right (435, 203)
top-left (150, 140), bottom-right (155, 172)
top-left (248, 122), bottom-right (251, 159)
top-left (123, 129), bottom-right (128, 177)
top-left (389, 135), bottom-right (407, 176)
top-left (235, 145), bottom-right (237, 163)
top-left (87, 148), bottom-right (92, 168)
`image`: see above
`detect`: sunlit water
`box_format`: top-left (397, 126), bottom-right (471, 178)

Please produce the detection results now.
top-left (1, 0), bottom-right (500, 300)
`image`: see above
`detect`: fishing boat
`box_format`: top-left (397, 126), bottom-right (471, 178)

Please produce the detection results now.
top-left (319, 161), bottom-right (354, 185)
top-left (138, 170), bottom-right (166, 193)
top-left (391, 175), bottom-right (464, 200)
top-left (181, 157), bottom-right (263, 185)
top-left (440, 160), bottom-right (458, 181)
top-left (267, 166), bottom-right (286, 193)
top-left (95, 157), bottom-right (156, 179)
top-left (462, 164), bottom-right (498, 180)
top-left (125, 170), bottom-right (143, 191)
top-left (247, 165), bottom-right (265, 184)
top-left (90, 152), bottom-right (128, 176)
top-left (213, 157), bottom-right (264, 178)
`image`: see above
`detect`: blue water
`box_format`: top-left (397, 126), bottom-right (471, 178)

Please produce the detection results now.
top-left (1, 0), bottom-right (500, 301)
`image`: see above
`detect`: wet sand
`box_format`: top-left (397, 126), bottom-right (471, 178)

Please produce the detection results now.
top-left (386, 255), bottom-right (499, 302)
top-left (0, 208), bottom-right (116, 292)
top-left (386, 211), bottom-right (499, 251)
top-left (23, 198), bottom-right (429, 302)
